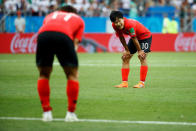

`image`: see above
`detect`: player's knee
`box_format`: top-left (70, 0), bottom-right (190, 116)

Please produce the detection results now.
top-left (138, 57), bottom-right (142, 62)
top-left (138, 55), bottom-right (147, 63)
top-left (121, 55), bottom-right (131, 63)
top-left (64, 67), bottom-right (78, 80)
top-left (121, 57), bottom-right (127, 63)
top-left (40, 71), bottom-right (51, 78)
top-left (67, 72), bottom-right (78, 80)
top-left (39, 67), bottom-right (52, 78)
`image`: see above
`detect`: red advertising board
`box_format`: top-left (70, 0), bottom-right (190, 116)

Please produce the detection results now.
top-left (0, 33), bottom-right (37, 53)
top-left (0, 33), bottom-right (196, 53)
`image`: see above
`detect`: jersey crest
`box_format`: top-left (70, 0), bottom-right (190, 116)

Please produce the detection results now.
top-left (129, 28), bottom-right (135, 35)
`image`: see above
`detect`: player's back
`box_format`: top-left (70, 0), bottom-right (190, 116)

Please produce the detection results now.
top-left (38, 11), bottom-right (84, 41)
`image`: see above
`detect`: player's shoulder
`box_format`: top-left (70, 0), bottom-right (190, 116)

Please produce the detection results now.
top-left (69, 12), bottom-right (84, 26)
top-left (72, 13), bottom-right (84, 23)
top-left (66, 12), bottom-right (82, 19)
top-left (124, 17), bottom-right (139, 27)
top-left (75, 14), bottom-right (85, 25)
top-left (78, 16), bottom-right (85, 26)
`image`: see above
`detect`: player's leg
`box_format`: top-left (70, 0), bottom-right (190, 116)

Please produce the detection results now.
top-left (36, 32), bottom-right (55, 121)
top-left (63, 66), bottom-right (79, 121)
top-left (114, 53), bottom-right (133, 88)
top-left (55, 32), bottom-right (79, 121)
top-left (133, 54), bottom-right (148, 88)
top-left (133, 36), bottom-right (152, 88)
top-left (37, 67), bottom-right (53, 121)
top-left (122, 52), bottom-right (134, 81)
top-left (115, 39), bottom-right (136, 88)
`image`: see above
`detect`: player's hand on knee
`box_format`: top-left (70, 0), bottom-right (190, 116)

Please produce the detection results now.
top-left (123, 51), bottom-right (131, 58)
top-left (138, 55), bottom-right (146, 60)
top-left (138, 50), bottom-right (146, 60)
top-left (122, 51), bottom-right (131, 62)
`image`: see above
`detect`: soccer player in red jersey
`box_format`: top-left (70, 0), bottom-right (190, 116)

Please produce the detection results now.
top-left (110, 11), bottom-right (152, 88)
top-left (36, 5), bottom-right (85, 121)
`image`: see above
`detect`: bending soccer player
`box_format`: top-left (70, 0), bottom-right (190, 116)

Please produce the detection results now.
top-left (36, 5), bottom-right (85, 121)
top-left (110, 11), bottom-right (152, 88)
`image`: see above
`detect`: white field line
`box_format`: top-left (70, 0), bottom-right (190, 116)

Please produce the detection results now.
top-left (0, 117), bottom-right (196, 126)
top-left (1, 59), bottom-right (196, 63)
top-left (0, 60), bottom-right (196, 67)
top-left (54, 63), bottom-right (196, 67)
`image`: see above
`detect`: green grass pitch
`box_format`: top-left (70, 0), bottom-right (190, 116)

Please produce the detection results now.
top-left (0, 52), bottom-right (196, 131)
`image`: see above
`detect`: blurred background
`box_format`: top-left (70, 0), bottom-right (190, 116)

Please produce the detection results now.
top-left (0, 0), bottom-right (196, 33)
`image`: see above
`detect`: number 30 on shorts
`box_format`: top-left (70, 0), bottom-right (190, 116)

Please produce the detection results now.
top-left (141, 42), bottom-right (149, 50)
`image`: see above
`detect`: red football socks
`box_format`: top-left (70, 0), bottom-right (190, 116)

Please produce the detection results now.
top-left (37, 79), bottom-right (52, 112)
top-left (121, 68), bottom-right (130, 81)
top-left (140, 66), bottom-right (148, 82)
top-left (66, 80), bottom-right (79, 112)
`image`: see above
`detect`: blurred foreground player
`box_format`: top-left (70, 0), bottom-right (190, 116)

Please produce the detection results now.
top-left (36, 5), bottom-right (85, 121)
top-left (110, 11), bottom-right (152, 88)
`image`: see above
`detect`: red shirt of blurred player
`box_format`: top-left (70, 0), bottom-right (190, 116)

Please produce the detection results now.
top-left (36, 6), bottom-right (85, 121)
top-left (112, 17), bottom-right (151, 40)
top-left (38, 11), bottom-right (84, 42)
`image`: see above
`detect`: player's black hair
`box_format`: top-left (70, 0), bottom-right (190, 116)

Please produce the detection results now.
top-left (59, 5), bottom-right (78, 14)
top-left (109, 11), bottom-right (123, 22)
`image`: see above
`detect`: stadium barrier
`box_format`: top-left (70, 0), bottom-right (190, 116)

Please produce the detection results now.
top-left (0, 33), bottom-right (196, 54)
top-left (5, 16), bottom-right (167, 33)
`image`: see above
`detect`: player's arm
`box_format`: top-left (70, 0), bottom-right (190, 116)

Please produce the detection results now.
top-left (119, 35), bottom-right (129, 52)
top-left (113, 25), bottom-right (129, 52)
top-left (118, 34), bottom-right (131, 60)
top-left (132, 36), bottom-right (145, 58)
top-left (131, 36), bottom-right (142, 51)
top-left (73, 38), bottom-right (79, 51)
top-left (74, 19), bottom-right (85, 51)
top-left (129, 28), bottom-right (145, 58)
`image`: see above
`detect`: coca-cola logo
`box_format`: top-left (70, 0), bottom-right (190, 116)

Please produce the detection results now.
top-left (175, 33), bottom-right (196, 52)
top-left (11, 33), bottom-right (38, 53)
top-left (108, 34), bottom-right (130, 52)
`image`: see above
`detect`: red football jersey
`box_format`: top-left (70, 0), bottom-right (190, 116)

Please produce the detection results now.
top-left (38, 11), bottom-right (85, 42)
top-left (112, 17), bottom-right (151, 40)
